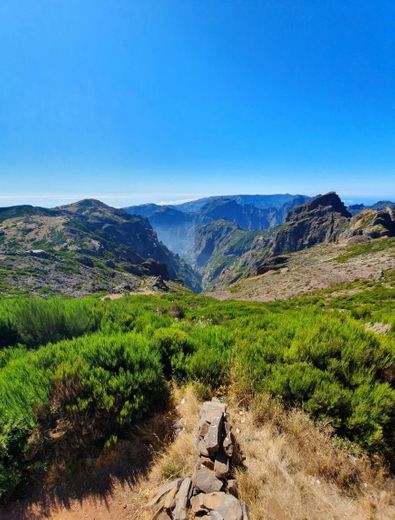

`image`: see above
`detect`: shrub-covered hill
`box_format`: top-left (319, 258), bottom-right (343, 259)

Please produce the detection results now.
top-left (0, 283), bottom-right (393, 502)
top-left (0, 199), bottom-right (200, 295)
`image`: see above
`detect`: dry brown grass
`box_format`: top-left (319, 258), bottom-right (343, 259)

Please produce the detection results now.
top-left (229, 393), bottom-right (395, 520)
top-left (135, 384), bottom-right (200, 519)
top-left (134, 386), bottom-right (394, 519)
top-left (11, 384), bottom-right (391, 520)
top-left (212, 240), bottom-right (395, 302)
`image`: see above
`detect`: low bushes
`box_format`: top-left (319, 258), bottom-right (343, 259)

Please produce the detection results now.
top-left (0, 287), bottom-right (394, 501)
top-left (185, 326), bottom-right (232, 386)
top-left (0, 297), bottom-right (102, 349)
top-left (234, 312), bottom-right (394, 455)
top-left (0, 332), bottom-right (165, 500)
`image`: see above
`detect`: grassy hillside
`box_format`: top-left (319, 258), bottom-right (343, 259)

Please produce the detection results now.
top-left (0, 280), bottom-right (393, 501)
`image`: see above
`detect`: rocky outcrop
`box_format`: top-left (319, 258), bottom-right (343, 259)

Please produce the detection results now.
top-left (256, 255), bottom-right (288, 275)
top-left (342, 208), bottom-right (395, 240)
top-left (271, 192), bottom-right (351, 255)
top-left (125, 195), bottom-right (310, 261)
top-left (147, 399), bottom-right (249, 520)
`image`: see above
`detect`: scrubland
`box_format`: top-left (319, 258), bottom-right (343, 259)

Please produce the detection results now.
top-left (0, 280), bottom-right (393, 517)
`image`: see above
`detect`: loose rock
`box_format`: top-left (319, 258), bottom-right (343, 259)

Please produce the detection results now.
top-left (215, 494), bottom-right (243, 520)
top-left (201, 455), bottom-right (215, 470)
top-left (163, 485), bottom-right (178, 510)
top-left (241, 500), bottom-right (250, 519)
top-left (173, 477), bottom-right (192, 520)
top-left (227, 479), bottom-right (238, 497)
top-left (146, 399), bottom-right (248, 520)
top-left (194, 466), bottom-right (223, 493)
top-left (190, 492), bottom-right (227, 513)
top-left (147, 478), bottom-right (182, 509)
top-left (155, 512), bottom-right (171, 520)
top-left (214, 451), bottom-right (230, 479)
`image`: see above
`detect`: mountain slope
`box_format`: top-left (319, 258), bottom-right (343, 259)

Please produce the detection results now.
top-left (173, 193), bottom-right (309, 213)
top-left (192, 220), bottom-right (266, 289)
top-left (202, 192), bottom-right (395, 292)
top-left (0, 200), bottom-right (200, 295)
top-left (213, 238), bottom-right (395, 301)
top-left (124, 194), bottom-right (309, 259)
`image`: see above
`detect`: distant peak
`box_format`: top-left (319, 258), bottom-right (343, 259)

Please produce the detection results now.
top-left (58, 198), bottom-right (113, 213)
top-left (289, 192), bottom-right (351, 219)
top-left (74, 198), bottom-right (109, 208)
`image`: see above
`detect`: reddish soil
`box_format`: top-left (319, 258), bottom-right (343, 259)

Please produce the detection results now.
top-left (0, 412), bottom-right (175, 520)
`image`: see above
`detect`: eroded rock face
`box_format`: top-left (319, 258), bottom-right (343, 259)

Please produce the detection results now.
top-left (342, 207), bottom-right (395, 240)
top-left (271, 192), bottom-right (351, 255)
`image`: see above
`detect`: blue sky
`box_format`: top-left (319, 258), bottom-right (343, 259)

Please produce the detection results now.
top-left (0, 0), bottom-right (394, 207)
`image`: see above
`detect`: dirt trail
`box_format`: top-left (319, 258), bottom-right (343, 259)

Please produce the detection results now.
top-left (0, 410), bottom-right (176, 520)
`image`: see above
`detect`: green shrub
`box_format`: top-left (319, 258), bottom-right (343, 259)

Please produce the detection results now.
top-left (234, 310), bottom-right (395, 453)
top-left (12, 298), bottom-right (100, 347)
top-left (153, 327), bottom-right (194, 379)
top-left (0, 307), bottom-right (19, 348)
top-left (186, 327), bottom-right (232, 386)
top-left (0, 331), bottom-right (165, 500)
top-left (0, 287), bottom-right (394, 501)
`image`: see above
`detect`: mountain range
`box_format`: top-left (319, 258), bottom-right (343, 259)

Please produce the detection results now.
top-left (0, 192), bottom-right (394, 296)
top-left (124, 194), bottom-right (310, 258)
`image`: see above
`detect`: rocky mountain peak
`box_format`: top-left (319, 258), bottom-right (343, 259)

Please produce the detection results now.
top-left (271, 192), bottom-right (351, 255)
top-left (287, 192), bottom-right (351, 222)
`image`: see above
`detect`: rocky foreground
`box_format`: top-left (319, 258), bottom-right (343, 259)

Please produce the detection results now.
top-left (148, 399), bottom-right (249, 520)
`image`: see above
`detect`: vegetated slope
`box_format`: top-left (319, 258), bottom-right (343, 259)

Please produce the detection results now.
top-left (0, 282), bottom-right (394, 505)
top-left (0, 199), bottom-right (200, 295)
top-left (124, 193), bottom-right (309, 259)
top-left (192, 220), bottom-right (269, 290)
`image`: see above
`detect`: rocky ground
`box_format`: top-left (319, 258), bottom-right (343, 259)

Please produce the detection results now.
top-left (211, 238), bottom-right (395, 302)
top-left (0, 252), bottom-right (178, 297)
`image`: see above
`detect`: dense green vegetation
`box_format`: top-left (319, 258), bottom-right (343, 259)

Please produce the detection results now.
top-left (0, 284), bottom-right (394, 500)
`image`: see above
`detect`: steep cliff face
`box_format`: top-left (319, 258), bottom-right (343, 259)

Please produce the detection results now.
top-left (271, 192), bottom-right (351, 255)
top-left (192, 220), bottom-right (264, 290)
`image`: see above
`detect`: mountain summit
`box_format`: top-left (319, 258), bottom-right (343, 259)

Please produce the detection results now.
top-left (271, 192), bottom-right (351, 255)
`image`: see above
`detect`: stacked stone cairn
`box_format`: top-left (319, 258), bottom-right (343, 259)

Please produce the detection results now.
top-left (147, 399), bottom-right (249, 520)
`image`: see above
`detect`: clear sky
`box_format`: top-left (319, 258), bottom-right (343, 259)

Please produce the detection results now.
top-left (0, 0), bottom-right (394, 207)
